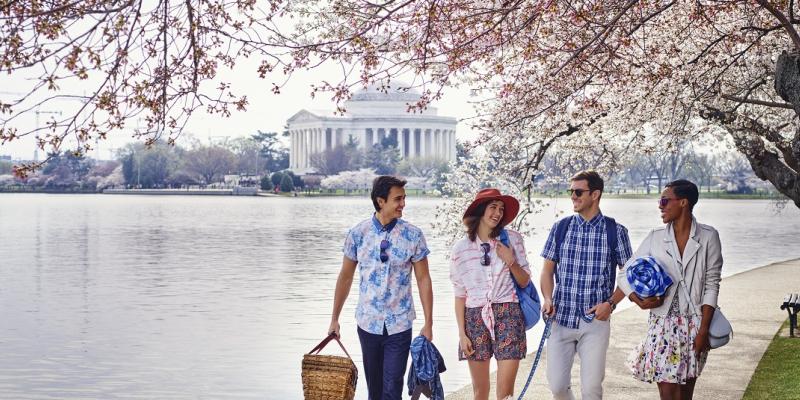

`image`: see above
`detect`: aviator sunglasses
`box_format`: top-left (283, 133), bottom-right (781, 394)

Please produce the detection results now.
top-left (480, 243), bottom-right (491, 266)
top-left (379, 239), bottom-right (390, 262)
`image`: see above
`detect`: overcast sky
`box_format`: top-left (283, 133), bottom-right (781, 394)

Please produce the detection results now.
top-left (1, 55), bottom-right (479, 161)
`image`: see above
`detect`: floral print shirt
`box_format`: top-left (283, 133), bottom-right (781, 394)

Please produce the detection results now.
top-left (343, 215), bottom-right (430, 335)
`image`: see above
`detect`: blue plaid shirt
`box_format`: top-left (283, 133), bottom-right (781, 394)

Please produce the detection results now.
top-left (343, 215), bottom-right (430, 335)
top-left (540, 213), bottom-right (632, 329)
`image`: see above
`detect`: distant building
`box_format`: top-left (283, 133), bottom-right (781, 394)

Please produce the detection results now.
top-left (286, 84), bottom-right (457, 174)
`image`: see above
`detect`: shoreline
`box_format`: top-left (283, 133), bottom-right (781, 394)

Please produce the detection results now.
top-left (445, 257), bottom-right (800, 399)
top-left (0, 189), bottom-right (786, 201)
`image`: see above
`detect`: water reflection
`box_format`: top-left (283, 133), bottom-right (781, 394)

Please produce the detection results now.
top-left (0, 194), bottom-right (797, 399)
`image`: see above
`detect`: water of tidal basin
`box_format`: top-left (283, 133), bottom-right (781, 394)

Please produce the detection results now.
top-left (0, 194), bottom-right (798, 399)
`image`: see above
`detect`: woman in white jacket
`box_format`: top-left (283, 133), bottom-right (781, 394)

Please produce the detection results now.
top-left (617, 179), bottom-right (723, 400)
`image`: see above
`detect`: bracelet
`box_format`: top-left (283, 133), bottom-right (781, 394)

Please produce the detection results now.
top-left (606, 298), bottom-right (616, 310)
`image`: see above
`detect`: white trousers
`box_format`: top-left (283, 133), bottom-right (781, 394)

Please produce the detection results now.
top-left (546, 319), bottom-right (611, 400)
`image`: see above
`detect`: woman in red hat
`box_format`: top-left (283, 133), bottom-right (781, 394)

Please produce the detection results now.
top-left (449, 188), bottom-right (532, 400)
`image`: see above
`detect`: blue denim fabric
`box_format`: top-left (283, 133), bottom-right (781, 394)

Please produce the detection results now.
top-left (407, 335), bottom-right (446, 400)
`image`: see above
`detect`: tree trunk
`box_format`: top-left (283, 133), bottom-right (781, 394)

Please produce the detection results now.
top-left (729, 125), bottom-right (800, 208)
top-left (726, 51), bottom-right (800, 208)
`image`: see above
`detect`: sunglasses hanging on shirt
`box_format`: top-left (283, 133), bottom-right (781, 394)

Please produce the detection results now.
top-left (379, 239), bottom-right (391, 262)
top-left (480, 243), bottom-right (491, 266)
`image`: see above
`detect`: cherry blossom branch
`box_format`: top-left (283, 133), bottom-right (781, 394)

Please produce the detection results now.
top-left (755, 0), bottom-right (800, 51)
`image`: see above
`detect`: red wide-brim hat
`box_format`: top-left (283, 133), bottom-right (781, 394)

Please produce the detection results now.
top-left (462, 188), bottom-right (520, 226)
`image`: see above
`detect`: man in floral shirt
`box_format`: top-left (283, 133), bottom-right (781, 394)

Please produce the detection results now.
top-left (329, 175), bottom-right (434, 400)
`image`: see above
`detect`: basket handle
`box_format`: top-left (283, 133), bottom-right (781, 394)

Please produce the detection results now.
top-left (308, 333), bottom-right (353, 360)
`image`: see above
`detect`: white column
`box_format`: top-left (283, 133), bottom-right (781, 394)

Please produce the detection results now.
top-left (288, 130), bottom-right (293, 169)
top-left (298, 130), bottom-right (304, 167)
top-left (409, 128), bottom-right (416, 158)
top-left (431, 129), bottom-right (439, 158)
top-left (298, 130), bottom-right (303, 169)
top-left (312, 128), bottom-right (318, 155)
top-left (290, 130), bottom-right (296, 169)
top-left (419, 129), bottom-right (431, 157)
top-left (444, 130), bottom-right (450, 162)
top-left (314, 128), bottom-right (322, 154)
top-left (451, 130), bottom-right (457, 162)
top-left (294, 130), bottom-right (300, 168)
top-left (397, 129), bottom-right (404, 157)
top-left (297, 130), bottom-right (303, 169)
top-left (305, 128), bottom-right (311, 164)
top-left (434, 129), bottom-right (440, 157)
top-left (448, 131), bottom-right (456, 161)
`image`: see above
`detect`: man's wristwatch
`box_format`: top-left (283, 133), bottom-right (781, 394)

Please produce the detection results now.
top-left (606, 298), bottom-right (617, 311)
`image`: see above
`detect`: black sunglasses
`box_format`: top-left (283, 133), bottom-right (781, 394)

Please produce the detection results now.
top-left (480, 243), bottom-right (491, 266)
top-left (379, 239), bottom-right (390, 262)
top-left (659, 197), bottom-right (678, 207)
top-left (567, 188), bottom-right (593, 197)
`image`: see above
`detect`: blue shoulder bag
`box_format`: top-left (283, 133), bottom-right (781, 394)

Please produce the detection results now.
top-left (499, 229), bottom-right (541, 330)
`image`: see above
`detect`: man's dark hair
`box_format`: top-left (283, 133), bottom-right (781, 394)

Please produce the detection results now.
top-left (570, 170), bottom-right (604, 196)
top-left (665, 179), bottom-right (699, 212)
top-left (371, 175), bottom-right (407, 212)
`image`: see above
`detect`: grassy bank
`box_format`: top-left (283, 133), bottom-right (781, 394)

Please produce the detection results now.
top-left (743, 319), bottom-right (800, 400)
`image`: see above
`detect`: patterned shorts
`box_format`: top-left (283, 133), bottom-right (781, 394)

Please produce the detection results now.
top-left (459, 302), bottom-right (527, 361)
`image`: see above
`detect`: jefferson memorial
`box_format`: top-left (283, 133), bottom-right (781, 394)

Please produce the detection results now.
top-left (286, 84), bottom-right (458, 174)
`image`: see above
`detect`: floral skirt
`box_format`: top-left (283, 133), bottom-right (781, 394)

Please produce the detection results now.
top-left (627, 307), bottom-right (709, 384)
top-left (459, 302), bottom-right (526, 361)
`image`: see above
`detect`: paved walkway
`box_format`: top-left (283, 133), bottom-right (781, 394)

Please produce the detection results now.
top-left (446, 258), bottom-right (800, 400)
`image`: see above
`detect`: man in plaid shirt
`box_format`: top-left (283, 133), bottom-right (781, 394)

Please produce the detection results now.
top-left (540, 170), bottom-right (633, 400)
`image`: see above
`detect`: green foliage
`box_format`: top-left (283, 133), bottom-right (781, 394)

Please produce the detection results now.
top-left (271, 172), bottom-right (284, 186)
top-left (39, 150), bottom-right (96, 188)
top-left (183, 145), bottom-right (236, 184)
top-left (310, 146), bottom-right (352, 176)
top-left (365, 143), bottom-right (400, 175)
top-left (260, 175), bottom-right (273, 190)
top-left (279, 173), bottom-right (294, 192)
top-left (343, 135), bottom-right (363, 169)
top-left (283, 170), bottom-right (305, 189)
top-left (252, 130), bottom-right (289, 173)
top-left (118, 143), bottom-right (179, 188)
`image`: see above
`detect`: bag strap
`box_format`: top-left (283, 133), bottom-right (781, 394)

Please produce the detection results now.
top-left (308, 333), bottom-right (354, 359)
top-left (553, 216), bottom-right (572, 264)
top-left (500, 229), bottom-right (523, 289)
top-left (604, 216), bottom-right (619, 266)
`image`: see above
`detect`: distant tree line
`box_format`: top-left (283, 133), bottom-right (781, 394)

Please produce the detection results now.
top-left (537, 141), bottom-right (773, 195)
top-left (0, 131), bottom-right (292, 191)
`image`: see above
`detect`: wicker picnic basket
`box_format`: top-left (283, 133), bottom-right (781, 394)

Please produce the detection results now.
top-left (302, 334), bottom-right (358, 400)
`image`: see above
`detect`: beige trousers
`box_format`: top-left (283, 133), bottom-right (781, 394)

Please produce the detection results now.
top-left (545, 319), bottom-right (611, 400)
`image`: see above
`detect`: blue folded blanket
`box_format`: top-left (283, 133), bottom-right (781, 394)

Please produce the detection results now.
top-left (626, 256), bottom-right (673, 298)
